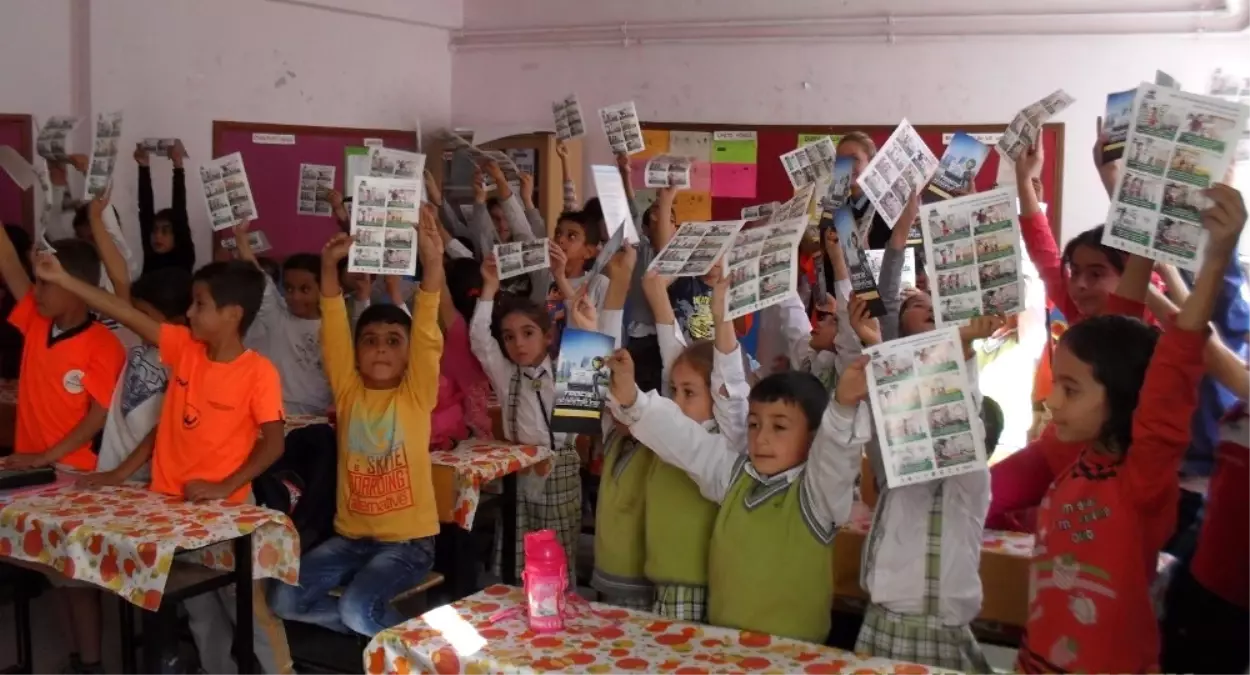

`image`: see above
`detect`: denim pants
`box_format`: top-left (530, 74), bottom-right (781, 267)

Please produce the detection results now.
top-left (269, 534), bottom-right (435, 637)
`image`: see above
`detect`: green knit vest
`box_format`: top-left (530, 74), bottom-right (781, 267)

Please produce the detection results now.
top-left (708, 458), bottom-right (835, 645)
top-left (592, 434), bottom-right (655, 596)
top-left (644, 459), bottom-right (719, 586)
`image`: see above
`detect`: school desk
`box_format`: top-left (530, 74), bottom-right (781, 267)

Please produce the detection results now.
top-left (832, 501), bottom-right (1033, 632)
top-left (283, 415), bottom-right (552, 594)
top-left (0, 482), bottom-right (299, 672)
top-left (365, 584), bottom-right (958, 675)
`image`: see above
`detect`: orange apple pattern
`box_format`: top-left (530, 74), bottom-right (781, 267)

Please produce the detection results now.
top-left (284, 416), bottom-right (551, 531)
top-left (0, 484), bottom-right (299, 610)
top-left (363, 586), bottom-right (946, 674)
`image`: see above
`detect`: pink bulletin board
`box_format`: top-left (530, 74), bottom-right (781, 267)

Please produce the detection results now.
top-left (0, 114), bottom-right (36, 231)
top-left (212, 121), bottom-right (418, 259)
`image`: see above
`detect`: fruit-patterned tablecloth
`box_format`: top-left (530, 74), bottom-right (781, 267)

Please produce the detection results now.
top-left (0, 484), bottom-right (299, 610)
top-left (283, 416), bottom-right (551, 530)
top-left (365, 586), bottom-right (960, 675)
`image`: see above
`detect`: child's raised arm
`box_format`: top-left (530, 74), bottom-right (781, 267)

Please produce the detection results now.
top-left (641, 271), bottom-right (687, 393)
top-left (0, 218), bottom-right (31, 301)
top-left (32, 252), bottom-right (160, 344)
top-left (1146, 284), bottom-right (1249, 401)
top-left (650, 187), bottom-right (680, 252)
top-left (879, 192), bottom-right (920, 341)
top-left (708, 264), bottom-right (750, 453)
top-left (468, 255), bottom-right (515, 386)
top-left (87, 188), bottom-right (132, 302)
top-left (607, 348), bottom-right (737, 503)
top-left (557, 140), bottom-right (578, 212)
top-left (136, 144), bottom-right (156, 261)
top-left (319, 234), bottom-right (360, 395)
top-left (167, 141), bottom-right (195, 270)
top-left (597, 244), bottom-right (637, 347)
top-left (801, 355), bottom-right (872, 541)
top-left (1127, 184), bottom-right (1245, 509)
top-left (408, 205), bottom-right (446, 410)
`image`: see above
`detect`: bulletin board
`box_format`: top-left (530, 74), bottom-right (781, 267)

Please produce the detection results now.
top-left (0, 114), bottom-right (35, 230)
top-left (635, 122), bottom-right (1066, 235)
top-left (212, 121), bottom-right (418, 259)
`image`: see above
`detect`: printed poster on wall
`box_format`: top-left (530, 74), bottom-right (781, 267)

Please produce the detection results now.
top-left (866, 327), bottom-right (987, 488)
top-left (1102, 83), bottom-right (1249, 272)
top-left (347, 175), bottom-right (420, 276)
top-left (551, 328), bottom-right (615, 434)
top-left (199, 152), bottom-right (258, 231)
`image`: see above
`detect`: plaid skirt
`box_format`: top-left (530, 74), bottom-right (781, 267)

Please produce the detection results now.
top-left (855, 603), bottom-right (991, 673)
top-left (598, 592), bottom-right (655, 611)
top-left (652, 583), bottom-right (707, 623)
top-left (493, 443), bottom-right (582, 579)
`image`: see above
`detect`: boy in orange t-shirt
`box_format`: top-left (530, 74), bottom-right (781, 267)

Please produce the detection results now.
top-left (33, 252), bottom-right (291, 673)
top-left (0, 228), bottom-right (124, 471)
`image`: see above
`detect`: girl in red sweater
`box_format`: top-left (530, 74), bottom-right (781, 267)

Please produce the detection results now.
top-left (1017, 184), bottom-right (1245, 674)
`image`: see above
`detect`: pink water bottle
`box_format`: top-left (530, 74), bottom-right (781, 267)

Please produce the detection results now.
top-left (522, 529), bottom-right (567, 633)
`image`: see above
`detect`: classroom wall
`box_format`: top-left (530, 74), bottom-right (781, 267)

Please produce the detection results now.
top-left (451, 36), bottom-right (1250, 243)
top-left (0, 0), bottom-right (74, 122)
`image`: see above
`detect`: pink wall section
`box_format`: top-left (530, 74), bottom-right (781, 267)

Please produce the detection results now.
top-left (451, 36), bottom-right (1250, 243)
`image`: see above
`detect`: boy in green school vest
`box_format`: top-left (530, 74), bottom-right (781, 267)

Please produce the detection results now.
top-left (606, 349), bottom-right (872, 644)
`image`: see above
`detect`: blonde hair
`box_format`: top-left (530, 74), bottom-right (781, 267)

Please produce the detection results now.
top-left (839, 131), bottom-right (878, 158)
top-left (672, 339), bottom-right (715, 384)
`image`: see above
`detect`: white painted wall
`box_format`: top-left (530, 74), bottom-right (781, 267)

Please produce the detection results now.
top-left (452, 36), bottom-right (1249, 242)
top-left (0, 0), bottom-right (74, 122)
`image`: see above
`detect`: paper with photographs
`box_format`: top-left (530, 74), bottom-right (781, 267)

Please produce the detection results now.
top-left (824, 206), bottom-right (886, 317)
top-left (1102, 83), bottom-right (1250, 271)
top-left (222, 230), bottom-right (272, 254)
top-left (141, 138), bottom-right (181, 158)
top-left (723, 216), bottom-right (807, 321)
top-left (483, 150), bottom-right (522, 188)
top-left (780, 137), bottom-right (837, 190)
top-left (855, 119), bottom-right (941, 228)
top-left (199, 152), bottom-right (258, 231)
top-left (644, 154), bottom-right (693, 188)
top-left (551, 328), bottom-right (615, 434)
top-left (599, 101), bottom-right (644, 155)
top-left (0, 147), bottom-right (38, 191)
top-left (922, 187), bottom-right (1025, 326)
top-left (347, 175), bottom-right (420, 276)
top-left (648, 220), bottom-right (747, 277)
top-left (296, 164), bottom-right (336, 217)
top-left (926, 132), bottom-right (989, 202)
top-left (36, 116), bottom-right (80, 162)
top-left (769, 183), bottom-right (817, 224)
top-left (495, 239), bottom-right (550, 280)
top-left (997, 90), bottom-right (1075, 162)
top-left (1102, 89), bottom-right (1136, 163)
top-left (866, 247), bottom-right (917, 289)
top-left (553, 94), bottom-right (587, 141)
top-left (824, 156), bottom-right (855, 211)
top-left (590, 164), bottom-right (639, 243)
top-left (84, 111), bottom-right (123, 199)
top-left (741, 201), bottom-right (779, 220)
top-left (369, 147), bottom-right (425, 182)
top-left (866, 327), bottom-right (987, 488)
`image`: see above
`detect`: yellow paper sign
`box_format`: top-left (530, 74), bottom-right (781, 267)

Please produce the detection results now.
top-left (798, 133), bottom-right (844, 148)
top-left (633, 129), bottom-right (671, 160)
top-left (673, 192), bottom-right (712, 223)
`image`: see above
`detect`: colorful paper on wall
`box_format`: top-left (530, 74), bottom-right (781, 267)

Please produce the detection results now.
top-left (711, 163), bottom-right (757, 198)
top-left (712, 131), bottom-right (758, 164)
top-left (689, 161), bottom-right (712, 193)
top-left (799, 133), bottom-right (842, 148)
top-left (673, 192), bottom-right (712, 223)
top-left (669, 131), bottom-right (713, 162)
top-left (633, 129), bottom-right (671, 160)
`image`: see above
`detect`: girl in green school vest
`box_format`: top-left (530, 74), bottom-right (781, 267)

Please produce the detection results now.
top-left (591, 268), bottom-right (748, 619)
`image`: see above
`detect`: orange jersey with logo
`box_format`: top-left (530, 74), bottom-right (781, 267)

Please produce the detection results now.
top-left (8, 295), bottom-right (124, 470)
top-left (150, 325), bottom-right (283, 503)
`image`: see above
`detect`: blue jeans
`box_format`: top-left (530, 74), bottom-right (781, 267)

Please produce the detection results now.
top-left (269, 535), bottom-right (434, 636)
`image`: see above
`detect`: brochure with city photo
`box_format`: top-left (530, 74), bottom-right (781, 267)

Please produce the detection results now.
top-left (820, 206), bottom-right (886, 317)
top-left (296, 163), bottom-right (336, 217)
top-left (85, 111), bottom-right (124, 199)
top-left (599, 101), bottom-right (645, 155)
top-left (1102, 82), bottom-right (1250, 272)
top-left (824, 156), bottom-right (855, 210)
top-left (921, 187), bottom-right (1025, 326)
top-left (1101, 89), bottom-right (1136, 163)
top-left (723, 216), bottom-right (807, 321)
top-left (35, 116), bottom-right (80, 162)
top-left (855, 119), bottom-right (941, 229)
top-left (648, 220), bottom-right (748, 277)
top-left (494, 238), bottom-right (550, 280)
top-left (865, 327), bottom-right (987, 489)
top-left (347, 175), bottom-right (420, 276)
top-left (926, 132), bottom-right (990, 202)
top-left (551, 328), bottom-right (615, 434)
top-left (199, 152), bottom-right (258, 231)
